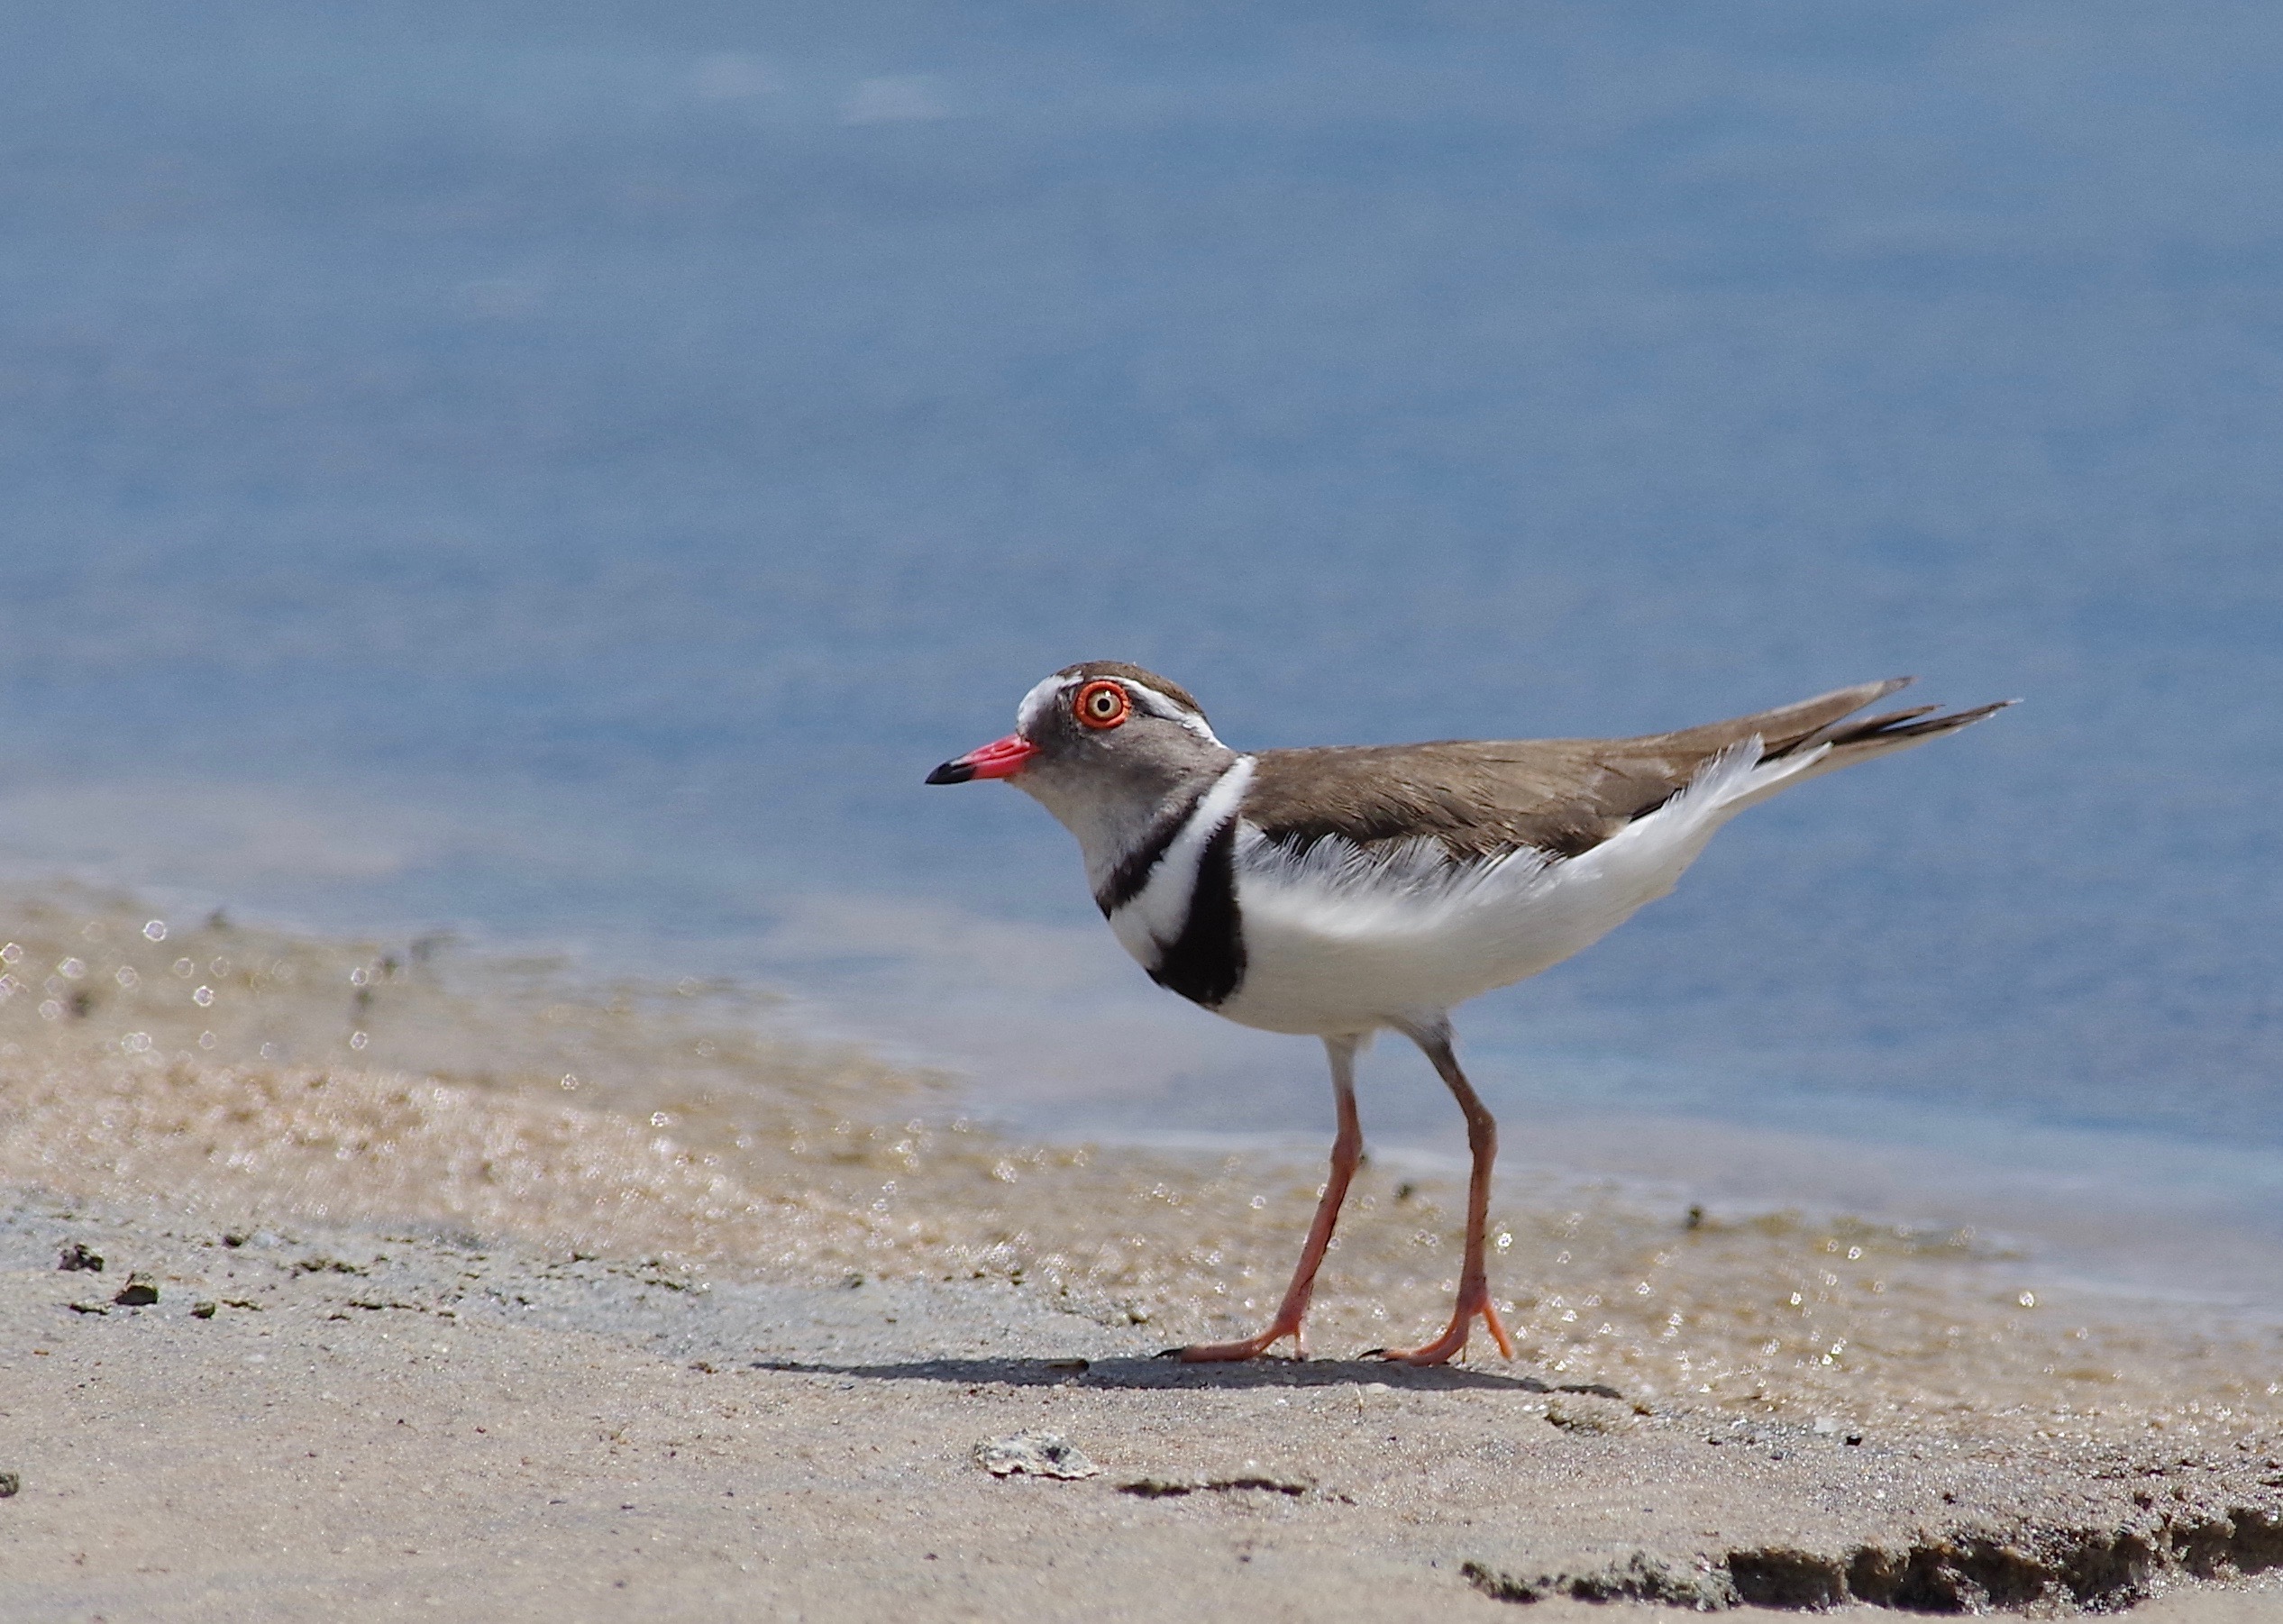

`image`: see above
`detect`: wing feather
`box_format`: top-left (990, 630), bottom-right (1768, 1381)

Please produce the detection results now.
top-left (1242, 679), bottom-right (2003, 862)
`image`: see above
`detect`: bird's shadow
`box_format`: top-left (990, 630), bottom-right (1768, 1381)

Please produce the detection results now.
top-left (751, 1354), bottom-right (1621, 1398)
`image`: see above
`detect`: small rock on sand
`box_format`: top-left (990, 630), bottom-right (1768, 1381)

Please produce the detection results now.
top-left (58, 1242), bottom-right (104, 1273)
top-left (112, 1273), bottom-right (160, 1307)
top-left (0, 1472), bottom-right (20, 1498)
top-left (1544, 1393), bottom-right (1639, 1435)
top-left (975, 1433), bottom-right (1099, 1480)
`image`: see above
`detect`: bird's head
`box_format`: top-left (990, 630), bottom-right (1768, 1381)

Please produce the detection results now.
top-left (926, 661), bottom-right (1233, 841)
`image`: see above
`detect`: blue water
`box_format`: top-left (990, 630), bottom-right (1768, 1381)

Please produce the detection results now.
top-left (3, 4), bottom-right (2279, 1280)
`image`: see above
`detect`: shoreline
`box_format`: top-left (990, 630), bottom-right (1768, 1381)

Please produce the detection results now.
top-left (11, 878), bottom-right (2277, 1333)
top-left (1022, 1118), bottom-right (2283, 1337)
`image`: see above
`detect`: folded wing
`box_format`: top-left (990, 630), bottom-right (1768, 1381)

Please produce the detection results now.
top-left (1244, 679), bottom-right (2009, 862)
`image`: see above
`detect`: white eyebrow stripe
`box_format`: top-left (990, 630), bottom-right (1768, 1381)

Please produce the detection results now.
top-left (1015, 673), bottom-right (1074, 734)
top-left (1128, 683), bottom-right (1223, 744)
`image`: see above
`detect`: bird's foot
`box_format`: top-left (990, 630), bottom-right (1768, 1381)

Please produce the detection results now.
top-left (1369, 1286), bottom-right (1516, 1367)
top-left (1164, 1318), bottom-right (1306, 1363)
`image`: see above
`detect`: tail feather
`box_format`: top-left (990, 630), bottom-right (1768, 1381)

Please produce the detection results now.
top-left (1820, 703), bottom-right (1940, 740)
top-left (1653, 677), bottom-right (1916, 758)
top-left (1780, 697), bottom-right (2015, 773)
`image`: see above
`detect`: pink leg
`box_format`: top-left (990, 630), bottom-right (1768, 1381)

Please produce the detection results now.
top-left (1178, 1036), bottom-right (1365, 1362)
top-left (1374, 1019), bottom-right (1515, 1366)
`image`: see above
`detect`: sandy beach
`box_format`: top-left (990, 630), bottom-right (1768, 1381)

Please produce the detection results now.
top-left (2, 894), bottom-right (2279, 1619)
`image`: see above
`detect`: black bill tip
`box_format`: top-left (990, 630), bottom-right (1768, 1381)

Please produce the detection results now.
top-left (924, 760), bottom-right (975, 785)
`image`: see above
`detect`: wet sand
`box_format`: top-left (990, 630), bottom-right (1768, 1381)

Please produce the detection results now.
top-left (1, 890), bottom-right (2279, 1617)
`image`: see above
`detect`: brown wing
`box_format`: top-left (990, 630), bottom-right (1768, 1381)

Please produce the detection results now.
top-left (1243, 679), bottom-right (2004, 862)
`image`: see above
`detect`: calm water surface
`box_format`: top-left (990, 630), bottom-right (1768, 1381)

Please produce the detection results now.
top-left (2, 3), bottom-right (2278, 1294)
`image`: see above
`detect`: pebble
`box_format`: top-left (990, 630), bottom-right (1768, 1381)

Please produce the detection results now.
top-left (1545, 1394), bottom-right (1639, 1436)
top-left (113, 1273), bottom-right (160, 1307)
top-left (974, 1433), bottom-right (1099, 1480)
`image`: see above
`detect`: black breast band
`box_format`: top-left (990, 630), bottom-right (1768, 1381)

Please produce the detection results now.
top-left (1146, 816), bottom-right (1247, 1008)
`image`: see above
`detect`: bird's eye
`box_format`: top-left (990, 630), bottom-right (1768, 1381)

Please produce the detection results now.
top-left (1073, 680), bottom-right (1131, 730)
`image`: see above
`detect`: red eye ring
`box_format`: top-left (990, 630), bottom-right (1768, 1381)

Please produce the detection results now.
top-left (1073, 680), bottom-right (1131, 730)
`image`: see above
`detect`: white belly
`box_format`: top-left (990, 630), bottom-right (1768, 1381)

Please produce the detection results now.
top-left (1207, 739), bottom-right (1819, 1036)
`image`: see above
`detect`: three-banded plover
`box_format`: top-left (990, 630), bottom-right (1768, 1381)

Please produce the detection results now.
top-left (928, 664), bottom-right (2007, 1365)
